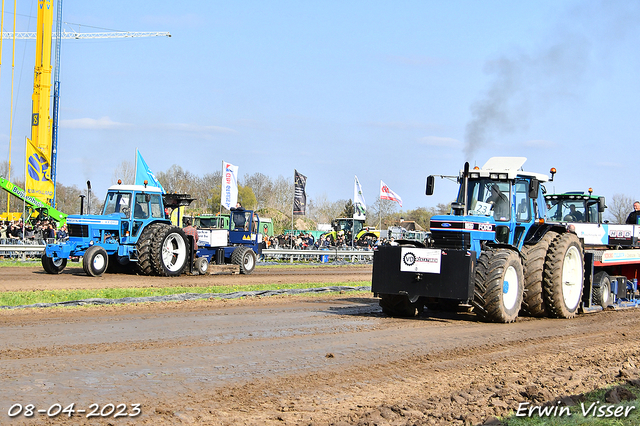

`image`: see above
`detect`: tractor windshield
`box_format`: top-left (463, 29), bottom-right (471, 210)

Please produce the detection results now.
top-left (103, 192), bottom-right (132, 218)
top-left (546, 199), bottom-right (589, 223)
top-left (463, 179), bottom-right (511, 222)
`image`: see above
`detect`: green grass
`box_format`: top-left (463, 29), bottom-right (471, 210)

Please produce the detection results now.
top-left (0, 280), bottom-right (371, 307)
top-left (503, 382), bottom-right (640, 426)
top-left (0, 259), bottom-right (42, 267)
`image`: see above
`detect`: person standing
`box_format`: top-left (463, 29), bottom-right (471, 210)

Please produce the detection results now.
top-left (182, 218), bottom-right (199, 252)
top-left (626, 201), bottom-right (640, 224)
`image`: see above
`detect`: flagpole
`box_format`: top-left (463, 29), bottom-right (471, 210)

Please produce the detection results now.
top-left (134, 148), bottom-right (138, 185)
top-left (219, 160), bottom-right (223, 217)
top-left (290, 170), bottom-right (294, 250)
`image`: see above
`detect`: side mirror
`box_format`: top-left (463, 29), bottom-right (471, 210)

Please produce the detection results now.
top-left (426, 176), bottom-right (435, 195)
top-left (145, 194), bottom-right (151, 202)
top-left (598, 196), bottom-right (606, 213)
top-left (529, 178), bottom-right (539, 199)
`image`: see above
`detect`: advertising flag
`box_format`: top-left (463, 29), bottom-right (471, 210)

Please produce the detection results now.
top-left (220, 161), bottom-right (239, 210)
top-left (353, 175), bottom-right (366, 220)
top-left (380, 180), bottom-right (403, 207)
top-left (293, 170), bottom-right (307, 215)
top-left (135, 149), bottom-right (165, 193)
top-left (25, 137), bottom-right (54, 204)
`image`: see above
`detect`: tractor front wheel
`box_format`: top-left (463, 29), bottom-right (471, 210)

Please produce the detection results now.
top-left (83, 246), bottom-right (109, 277)
top-left (473, 248), bottom-right (524, 323)
top-left (42, 254), bottom-right (67, 274)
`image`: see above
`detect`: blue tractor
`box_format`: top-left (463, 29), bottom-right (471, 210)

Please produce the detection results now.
top-left (372, 157), bottom-right (585, 323)
top-left (42, 183), bottom-right (195, 277)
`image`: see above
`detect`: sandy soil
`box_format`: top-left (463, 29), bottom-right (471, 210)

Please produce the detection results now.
top-left (0, 265), bottom-right (639, 425)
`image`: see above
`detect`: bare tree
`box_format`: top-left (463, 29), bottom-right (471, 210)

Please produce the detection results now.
top-left (112, 160), bottom-right (135, 185)
top-left (607, 193), bottom-right (636, 224)
top-left (369, 199), bottom-right (399, 228)
top-left (243, 172), bottom-right (273, 210)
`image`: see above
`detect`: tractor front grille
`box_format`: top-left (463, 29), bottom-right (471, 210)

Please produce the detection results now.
top-left (430, 230), bottom-right (471, 250)
top-left (68, 224), bottom-right (89, 238)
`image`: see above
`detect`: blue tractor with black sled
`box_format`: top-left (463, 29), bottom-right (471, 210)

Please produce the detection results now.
top-left (372, 157), bottom-right (639, 323)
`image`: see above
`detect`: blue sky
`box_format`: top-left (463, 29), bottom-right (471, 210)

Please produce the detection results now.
top-left (1, 0), bottom-right (639, 211)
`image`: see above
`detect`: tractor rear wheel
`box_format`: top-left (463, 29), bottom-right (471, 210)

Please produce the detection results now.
top-left (41, 254), bottom-right (67, 274)
top-left (379, 294), bottom-right (423, 317)
top-left (520, 231), bottom-right (558, 317)
top-left (151, 225), bottom-right (189, 276)
top-left (592, 271), bottom-right (612, 308)
top-left (231, 247), bottom-right (257, 274)
top-left (83, 246), bottom-right (109, 277)
top-left (473, 248), bottom-right (523, 323)
top-left (543, 232), bottom-right (584, 318)
top-left (136, 223), bottom-right (163, 275)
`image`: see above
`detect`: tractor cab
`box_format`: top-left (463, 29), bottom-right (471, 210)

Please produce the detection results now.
top-left (544, 191), bottom-right (606, 224)
top-left (427, 157), bottom-right (551, 254)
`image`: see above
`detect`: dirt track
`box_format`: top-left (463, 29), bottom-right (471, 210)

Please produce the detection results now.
top-left (1, 265), bottom-right (640, 425)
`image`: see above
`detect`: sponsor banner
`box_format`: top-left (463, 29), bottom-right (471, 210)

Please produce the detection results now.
top-left (400, 247), bottom-right (441, 274)
top-left (293, 170), bottom-right (307, 215)
top-left (220, 161), bottom-right (239, 210)
top-left (353, 175), bottom-right (366, 220)
top-left (601, 249), bottom-right (640, 264)
top-left (572, 223), bottom-right (608, 245)
top-left (379, 180), bottom-right (402, 207)
top-left (25, 137), bottom-right (54, 203)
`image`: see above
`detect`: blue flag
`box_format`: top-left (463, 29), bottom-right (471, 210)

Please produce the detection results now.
top-left (135, 149), bottom-right (165, 193)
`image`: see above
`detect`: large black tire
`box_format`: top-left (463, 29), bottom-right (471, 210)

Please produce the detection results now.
top-left (82, 246), bottom-right (109, 277)
top-left (520, 231), bottom-right (558, 317)
top-left (592, 271), bottom-right (612, 308)
top-left (231, 247), bottom-right (257, 274)
top-left (135, 223), bottom-right (164, 275)
top-left (379, 294), bottom-right (423, 317)
top-left (151, 225), bottom-right (189, 276)
top-left (473, 248), bottom-right (524, 323)
top-left (41, 254), bottom-right (67, 274)
top-left (543, 233), bottom-right (584, 318)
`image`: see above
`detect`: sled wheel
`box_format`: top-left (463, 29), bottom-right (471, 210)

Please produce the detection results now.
top-left (194, 257), bottom-right (209, 275)
top-left (592, 271), bottom-right (612, 308)
top-left (379, 294), bottom-right (423, 317)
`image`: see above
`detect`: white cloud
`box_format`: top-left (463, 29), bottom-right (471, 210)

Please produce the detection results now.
top-left (418, 136), bottom-right (461, 147)
top-left (522, 139), bottom-right (556, 148)
top-left (61, 116), bottom-right (132, 130)
top-left (160, 123), bottom-right (236, 134)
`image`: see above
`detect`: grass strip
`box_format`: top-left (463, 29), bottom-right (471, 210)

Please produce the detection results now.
top-left (0, 280), bottom-right (371, 307)
top-left (502, 382), bottom-right (640, 425)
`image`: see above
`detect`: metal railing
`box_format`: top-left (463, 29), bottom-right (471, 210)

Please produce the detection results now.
top-left (0, 240), bottom-right (47, 259)
top-left (260, 248), bottom-right (374, 263)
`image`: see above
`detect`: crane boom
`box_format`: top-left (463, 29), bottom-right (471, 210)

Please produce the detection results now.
top-left (2, 31), bottom-right (171, 39)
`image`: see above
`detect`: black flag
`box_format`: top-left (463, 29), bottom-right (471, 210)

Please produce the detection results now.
top-left (293, 170), bottom-right (307, 215)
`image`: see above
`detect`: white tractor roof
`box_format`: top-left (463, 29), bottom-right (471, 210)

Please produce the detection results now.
top-left (107, 184), bottom-right (163, 193)
top-left (465, 157), bottom-right (549, 182)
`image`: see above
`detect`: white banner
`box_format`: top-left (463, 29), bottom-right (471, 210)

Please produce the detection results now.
top-left (353, 175), bottom-right (366, 220)
top-left (221, 161), bottom-right (239, 210)
top-left (380, 180), bottom-right (403, 207)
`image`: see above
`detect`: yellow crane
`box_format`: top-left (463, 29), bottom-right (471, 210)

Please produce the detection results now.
top-left (2, 0), bottom-right (169, 215)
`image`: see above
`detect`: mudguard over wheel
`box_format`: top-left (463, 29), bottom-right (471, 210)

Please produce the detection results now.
top-left (543, 232), bottom-right (584, 318)
top-left (379, 294), bottom-right (423, 317)
top-left (83, 245), bottom-right (109, 277)
top-left (473, 248), bottom-right (524, 323)
top-left (151, 225), bottom-right (189, 276)
top-left (520, 231), bottom-right (558, 317)
top-left (592, 271), bottom-right (612, 308)
top-left (231, 247), bottom-right (257, 274)
top-left (194, 257), bottom-right (209, 275)
top-left (41, 254), bottom-right (67, 274)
